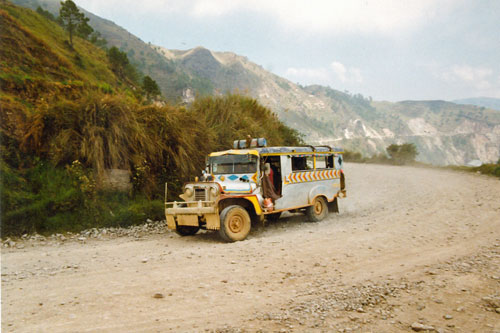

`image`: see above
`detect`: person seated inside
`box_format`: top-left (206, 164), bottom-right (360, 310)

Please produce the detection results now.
top-left (262, 162), bottom-right (280, 202)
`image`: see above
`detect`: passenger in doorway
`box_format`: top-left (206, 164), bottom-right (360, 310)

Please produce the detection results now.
top-left (264, 163), bottom-right (274, 186)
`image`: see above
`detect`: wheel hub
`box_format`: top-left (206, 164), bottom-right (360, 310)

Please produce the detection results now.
top-left (314, 201), bottom-right (322, 214)
top-left (229, 215), bottom-right (243, 233)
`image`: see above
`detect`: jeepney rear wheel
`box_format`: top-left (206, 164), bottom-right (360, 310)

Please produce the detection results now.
top-left (219, 205), bottom-right (251, 242)
top-left (306, 196), bottom-right (328, 222)
top-left (175, 225), bottom-right (200, 236)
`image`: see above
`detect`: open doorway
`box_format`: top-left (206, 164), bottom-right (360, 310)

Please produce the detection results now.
top-left (262, 156), bottom-right (282, 195)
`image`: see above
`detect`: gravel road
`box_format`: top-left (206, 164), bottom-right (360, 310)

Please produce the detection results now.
top-left (2, 163), bottom-right (500, 332)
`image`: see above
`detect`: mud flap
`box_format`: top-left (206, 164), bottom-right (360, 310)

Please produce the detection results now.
top-left (328, 198), bottom-right (339, 213)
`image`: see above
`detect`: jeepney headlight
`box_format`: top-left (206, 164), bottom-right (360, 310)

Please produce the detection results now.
top-left (210, 187), bottom-right (218, 197)
top-left (184, 187), bottom-right (193, 197)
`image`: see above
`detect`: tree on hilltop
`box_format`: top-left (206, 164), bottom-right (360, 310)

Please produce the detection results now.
top-left (59, 0), bottom-right (93, 46)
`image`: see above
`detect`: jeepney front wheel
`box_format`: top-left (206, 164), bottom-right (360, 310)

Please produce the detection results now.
top-left (175, 225), bottom-right (200, 236)
top-left (219, 205), bottom-right (251, 242)
top-left (306, 196), bottom-right (328, 222)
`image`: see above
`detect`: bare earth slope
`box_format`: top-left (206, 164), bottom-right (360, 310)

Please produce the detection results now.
top-left (2, 164), bottom-right (500, 332)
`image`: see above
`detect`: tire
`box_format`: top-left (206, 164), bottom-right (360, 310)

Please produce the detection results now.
top-left (175, 225), bottom-right (200, 236)
top-left (219, 205), bottom-right (251, 242)
top-left (306, 196), bottom-right (328, 222)
top-left (266, 212), bottom-right (282, 222)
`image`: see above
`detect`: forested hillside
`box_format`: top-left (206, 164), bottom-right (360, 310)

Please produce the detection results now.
top-left (0, 2), bottom-right (301, 236)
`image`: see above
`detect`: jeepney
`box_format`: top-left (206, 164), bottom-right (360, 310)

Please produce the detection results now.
top-left (165, 138), bottom-right (346, 242)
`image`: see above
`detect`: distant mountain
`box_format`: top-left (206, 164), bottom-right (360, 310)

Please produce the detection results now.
top-left (452, 97), bottom-right (500, 111)
top-left (158, 46), bottom-right (500, 165)
top-left (12, 0), bottom-right (500, 166)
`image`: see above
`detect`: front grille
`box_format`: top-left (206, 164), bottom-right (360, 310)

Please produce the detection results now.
top-left (194, 188), bottom-right (206, 201)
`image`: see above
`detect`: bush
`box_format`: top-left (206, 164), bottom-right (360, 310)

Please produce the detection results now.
top-left (1, 160), bottom-right (84, 235)
top-left (343, 150), bottom-right (365, 162)
top-left (1, 93), bottom-right (303, 236)
top-left (0, 159), bottom-right (164, 236)
top-left (386, 143), bottom-right (418, 165)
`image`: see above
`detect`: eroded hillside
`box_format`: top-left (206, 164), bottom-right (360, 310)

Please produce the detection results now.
top-left (157, 46), bottom-right (500, 165)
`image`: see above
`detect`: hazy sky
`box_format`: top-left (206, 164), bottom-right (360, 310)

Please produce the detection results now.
top-left (73, 0), bottom-right (500, 102)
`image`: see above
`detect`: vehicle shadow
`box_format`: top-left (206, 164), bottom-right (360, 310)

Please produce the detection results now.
top-left (172, 211), bottom-right (340, 243)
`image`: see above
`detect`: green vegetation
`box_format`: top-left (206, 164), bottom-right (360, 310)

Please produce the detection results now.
top-left (344, 143), bottom-right (417, 165)
top-left (0, 3), bottom-right (301, 237)
top-left (107, 46), bottom-right (128, 75)
top-left (386, 143), bottom-right (418, 165)
top-left (59, 0), bottom-right (93, 47)
top-left (445, 163), bottom-right (500, 178)
top-left (142, 75), bottom-right (161, 100)
top-left (36, 6), bottom-right (56, 21)
top-left (344, 145), bottom-right (500, 179)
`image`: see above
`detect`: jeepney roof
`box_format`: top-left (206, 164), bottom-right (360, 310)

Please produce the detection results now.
top-left (209, 146), bottom-right (344, 157)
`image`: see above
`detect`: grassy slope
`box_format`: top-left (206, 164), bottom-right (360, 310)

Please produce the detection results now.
top-left (0, 3), bottom-right (302, 237)
top-left (1, 3), bottom-right (115, 86)
top-left (10, 0), bottom-right (214, 101)
top-left (0, 3), bottom-right (151, 235)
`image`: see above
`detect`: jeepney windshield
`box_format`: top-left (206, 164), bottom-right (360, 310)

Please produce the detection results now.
top-left (209, 154), bottom-right (258, 174)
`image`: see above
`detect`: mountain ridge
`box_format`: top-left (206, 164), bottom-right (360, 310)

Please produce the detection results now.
top-left (157, 46), bottom-right (500, 165)
top-left (11, 0), bottom-right (500, 166)
top-left (452, 97), bottom-right (500, 111)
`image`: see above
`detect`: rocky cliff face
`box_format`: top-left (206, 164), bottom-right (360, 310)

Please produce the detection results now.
top-left (157, 46), bottom-right (500, 165)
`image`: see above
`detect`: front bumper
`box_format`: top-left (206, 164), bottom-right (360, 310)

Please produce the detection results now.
top-left (165, 201), bottom-right (220, 230)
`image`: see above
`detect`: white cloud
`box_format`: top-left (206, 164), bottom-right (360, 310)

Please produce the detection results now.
top-left (189, 0), bottom-right (460, 35)
top-left (330, 61), bottom-right (363, 84)
top-left (441, 65), bottom-right (494, 91)
top-left (434, 64), bottom-right (500, 97)
top-left (330, 62), bottom-right (347, 82)
top-left (285, 61), bottom-right (363, 86)
top-left (75, 0), bottom-right (459, 36)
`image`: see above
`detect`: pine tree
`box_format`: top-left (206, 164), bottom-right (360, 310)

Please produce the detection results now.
top-left (142, 76), bottom-right (161, 100)
top-left (107, 47), bottom-right (129, 76)
top-left (59, 0), bottom-right (93, 46)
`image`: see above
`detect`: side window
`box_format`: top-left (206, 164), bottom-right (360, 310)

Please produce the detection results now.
top-left (317, 155), bottom-right (334, 169)
top-left (327, 155), bottom-right (334, 168)
top-left (315, 156), bottom-right (327, 169)
top-left (306, 156), bottom-right (314, 169)
top-left (291, 156), bottom-right (303, 171)
top-left (291, 156), bottom-right (314, 171)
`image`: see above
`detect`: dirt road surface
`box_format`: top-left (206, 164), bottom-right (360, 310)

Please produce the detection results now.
top-left (2, 164), bottom-right (500, 332)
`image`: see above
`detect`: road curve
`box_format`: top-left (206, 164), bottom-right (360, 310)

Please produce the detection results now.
top-left (2, 163), bottom-right (499, 332)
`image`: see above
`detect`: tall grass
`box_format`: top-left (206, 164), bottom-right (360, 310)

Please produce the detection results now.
top-left (1, 93), bottom-right (302, 236)
top-left (0, 160), bottom-right (164, 235)
top-left (1, 4), bottom-right (303, 236)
